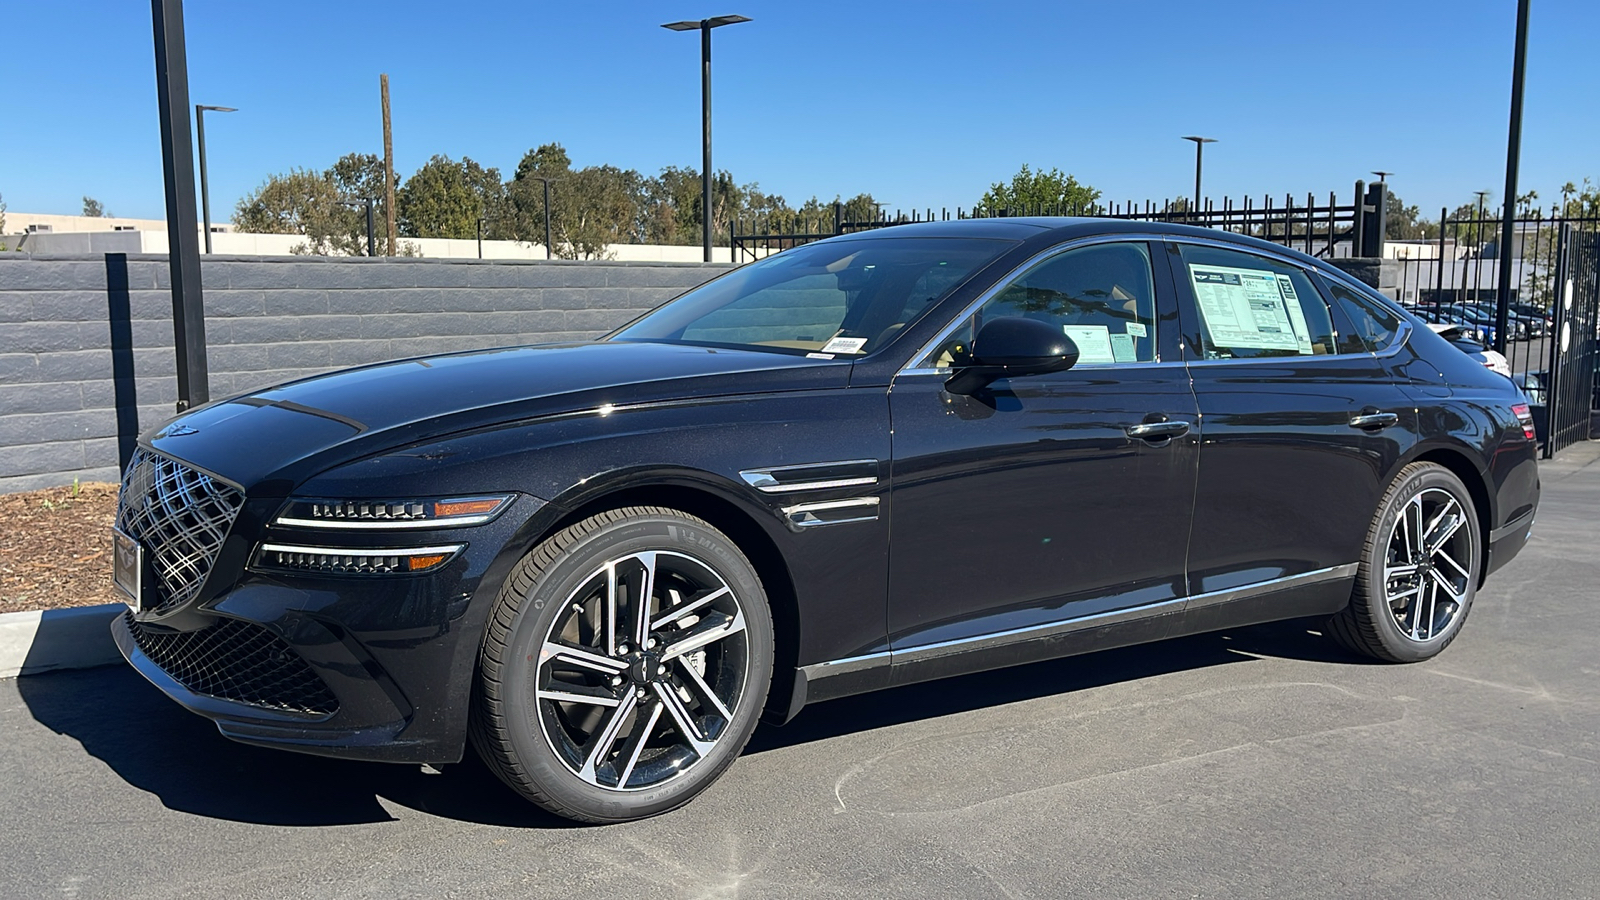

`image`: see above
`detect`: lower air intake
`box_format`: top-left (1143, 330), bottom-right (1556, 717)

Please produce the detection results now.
top-left (125, 612), bottom-right (339, 716)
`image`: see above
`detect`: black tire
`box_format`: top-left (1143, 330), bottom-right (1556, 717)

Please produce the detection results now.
top-left (1327, 462), bottom-right (1481, 663)
top-left (470, 506), bottom-right (774, 824)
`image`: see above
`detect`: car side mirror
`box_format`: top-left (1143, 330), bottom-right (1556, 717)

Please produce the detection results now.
top-left (945, 317), bottom-right (1079, 396)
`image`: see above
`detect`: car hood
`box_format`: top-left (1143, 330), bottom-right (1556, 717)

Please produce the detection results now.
top-left (146, 340), bottom-right (848, 493)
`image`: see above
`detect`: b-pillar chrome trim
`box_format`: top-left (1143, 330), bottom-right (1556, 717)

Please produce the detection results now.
top-left (799, 563), bottom-right (1359, 681)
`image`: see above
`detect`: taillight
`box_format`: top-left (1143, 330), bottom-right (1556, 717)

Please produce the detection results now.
top-left (1511, 403), bottom-right (1536, 440)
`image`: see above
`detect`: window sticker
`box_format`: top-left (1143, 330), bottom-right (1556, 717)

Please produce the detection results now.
top-left (1109, 333), bottom-right (1136, 363)
top-left (1062, 324), bottom-right (1116, 365)
top-left (1188, 264), bottom-right (1310, 354)
top-left (820, 336), bottom-right (869, 354)
top-left (1125, 322), bottom-right (1148, 338)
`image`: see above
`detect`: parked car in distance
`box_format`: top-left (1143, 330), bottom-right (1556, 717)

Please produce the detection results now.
top-left (1428, 323), bottom-right (1511, 377)
top-left (110, 219), bottom-right (1541, 824)
top-left (1409, 306), bottom-right (1490, 345)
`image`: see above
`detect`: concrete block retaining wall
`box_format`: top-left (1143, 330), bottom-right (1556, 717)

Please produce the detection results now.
top-left (0, 253), bottom-right (731, 493)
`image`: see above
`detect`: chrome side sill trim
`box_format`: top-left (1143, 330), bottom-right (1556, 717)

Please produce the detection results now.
top-left (799, 650), bottom-right (892, 681)
top-left (801, 563), bottom-right (1360, 680)
top-left (1183, 563), bottom-right (1358, 611)
top-left (1489, 509), bottom-right (1536, 543)
top-left (891, 596), bottom-right (1189, 666)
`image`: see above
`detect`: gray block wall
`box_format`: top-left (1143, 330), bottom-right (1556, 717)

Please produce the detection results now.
top-left (0, 253), bottom-right (730, 493)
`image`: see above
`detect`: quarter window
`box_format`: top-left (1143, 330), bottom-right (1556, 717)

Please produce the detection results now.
top-left (1321, 276), bottom-right (1403, 352)
top-left (928, 242), bottom-right (1158, 368)
top-left (1178, 244), bottom-right (1338, 359)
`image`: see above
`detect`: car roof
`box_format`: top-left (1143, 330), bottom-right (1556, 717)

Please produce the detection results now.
top-left (827, 216), bottom-right (1328, 267)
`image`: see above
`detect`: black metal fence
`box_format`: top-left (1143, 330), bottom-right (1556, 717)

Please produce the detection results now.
top-left (732, 180), bottom-right (1389, 263)
top-left (734, 185), bottom-right (1600, 457)
top-left (1389, 213), bottom-right (1600, 456)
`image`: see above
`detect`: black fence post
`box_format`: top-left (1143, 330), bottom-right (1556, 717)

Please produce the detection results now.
top-left (1359, 181), bottom-right (1387, 258)
top-left (151, 0), bottom-right (209, 413)
top-left (105, 254), bottom-right (140, 475)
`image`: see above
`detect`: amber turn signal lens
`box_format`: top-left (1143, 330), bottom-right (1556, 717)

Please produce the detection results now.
top-left (434, 498), bottom-right (505, 517)
top-left (405, 554), bottom-right (451, 572)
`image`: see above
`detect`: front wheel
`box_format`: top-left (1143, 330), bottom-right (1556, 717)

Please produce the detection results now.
top-left (471, 506), bottom-right (774, 823)
top-left (1327, 462), bottom-right (1481, 663)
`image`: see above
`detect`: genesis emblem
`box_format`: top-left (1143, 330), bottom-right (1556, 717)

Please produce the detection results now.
top-left (157, 424), bottom-right (200, 438)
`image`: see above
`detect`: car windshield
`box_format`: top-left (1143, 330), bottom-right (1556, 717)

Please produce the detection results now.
top-left (610, 237), bottom-right (1014, 356)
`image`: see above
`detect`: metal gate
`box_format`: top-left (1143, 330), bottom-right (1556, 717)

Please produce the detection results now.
top-left (1542, 224), bottom-right (1600, 457)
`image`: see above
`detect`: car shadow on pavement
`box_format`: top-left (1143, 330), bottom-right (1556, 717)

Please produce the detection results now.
top-left (16, 617), bottom-right (1363, 828)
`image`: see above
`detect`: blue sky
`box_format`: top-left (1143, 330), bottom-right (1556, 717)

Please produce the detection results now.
top-left (4, 0), bottom-right (1597, 224)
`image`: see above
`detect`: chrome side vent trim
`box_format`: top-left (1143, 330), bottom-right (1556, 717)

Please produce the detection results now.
top-left (782, 497), bottom-right (879, 528)
top-left (740, 459), bottom-right (879, 494)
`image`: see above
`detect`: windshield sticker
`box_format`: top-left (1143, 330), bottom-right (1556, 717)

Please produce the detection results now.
top-left (1109, 333), bottom-right (1136, 363)
top-left (1188, 264), bottom-right (1310, 354)
top-left (820, 336), bottom-right (869, 355)
top-left (1062, 324), bottom-right (1116, 366)
top-left (1125, 321), bottom-right (1148, 338)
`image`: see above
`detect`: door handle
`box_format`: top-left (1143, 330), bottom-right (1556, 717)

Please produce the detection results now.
top-left (1126, 420), bottom-right (1191, 440)
top-left (1349, 411), bottom-right (1399, 430)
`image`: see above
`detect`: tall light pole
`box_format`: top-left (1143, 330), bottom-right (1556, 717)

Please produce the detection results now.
top-left (662, 14), bottom-right (751, 262)
top-left (1181, 136), bottom-right (1217, 216)
top-left (524, 176), bottom-right (556, 259)
top-left (1493, 0), bottom-right (1531, 354)
top-left (195, 104), bottom-right (235, 254)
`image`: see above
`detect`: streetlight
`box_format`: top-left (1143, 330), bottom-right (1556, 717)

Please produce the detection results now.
top-left (1181, 135), bottom-right (1217, 217)
top-left (523, 176), bottom-right (556, 259)
top-left (195, 104), bottom-right (236, 253)
top-left (662, 14), bottom-right (751, 262)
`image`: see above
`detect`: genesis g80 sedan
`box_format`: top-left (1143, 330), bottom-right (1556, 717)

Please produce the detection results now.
top-left (110, 219), bottom-right (1539, 822)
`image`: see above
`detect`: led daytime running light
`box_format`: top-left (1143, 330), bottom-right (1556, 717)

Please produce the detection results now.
top-left (273, 494), bottom-right (513, 530)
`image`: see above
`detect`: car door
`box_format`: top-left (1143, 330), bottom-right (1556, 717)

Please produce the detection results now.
top-left (887, 239), bottom-right (1199, 653)
top-left (1167, 240), bottom-right (1418, 607)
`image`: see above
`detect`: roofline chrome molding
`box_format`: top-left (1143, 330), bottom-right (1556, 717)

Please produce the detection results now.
top-left (800, 563), bottom-right (1358, 681)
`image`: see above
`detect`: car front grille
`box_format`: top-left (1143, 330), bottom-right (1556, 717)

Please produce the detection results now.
top-left (124, 612), bottom-right (340, 716)
top-left (115, 449), bottom-right (245, 612)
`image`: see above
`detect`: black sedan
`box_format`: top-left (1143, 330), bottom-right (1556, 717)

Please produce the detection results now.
top-left (110, 219), bottom-right (1540, 823)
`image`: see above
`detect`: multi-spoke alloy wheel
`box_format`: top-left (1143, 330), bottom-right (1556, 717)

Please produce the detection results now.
top-left (472, 507), bottom-right (773, 823)
top-left (537, 550), bottom-right (749, 791)
top-left (1328, 462), bottom-right (1481, 662)
top-left (1382, 488), bottom-right (1473, 643)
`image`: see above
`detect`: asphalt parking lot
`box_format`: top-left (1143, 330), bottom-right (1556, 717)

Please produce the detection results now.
top-left (4, 447), bottom-right (1600, 900)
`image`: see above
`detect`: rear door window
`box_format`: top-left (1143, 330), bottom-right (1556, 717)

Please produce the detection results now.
top-left (1176, 244), bottom-right (1339, 359)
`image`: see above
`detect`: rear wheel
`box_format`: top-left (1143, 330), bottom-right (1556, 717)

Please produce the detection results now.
top-left (1327, 462), bottom-right (1481, 662)
top-left (471, 506), bottom-right (773, 823)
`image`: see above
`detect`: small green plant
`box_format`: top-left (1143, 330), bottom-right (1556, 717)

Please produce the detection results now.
top-left (39, 478), bottom-right (82, 511)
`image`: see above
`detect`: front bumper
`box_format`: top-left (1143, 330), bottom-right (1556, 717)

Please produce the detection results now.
top-left (115, 495), bottom-right (542, 765)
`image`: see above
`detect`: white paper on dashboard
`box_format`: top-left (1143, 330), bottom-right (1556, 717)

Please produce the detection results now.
top-left (1188, 264), bottom-right (1309, 353)
top-left (1109, 333), bottom-right (1136, 362)
top-left (1125, 321), bottom-right (1148, 338)
top-left (1061, 324), bottom-right (1116, 365)
top-left (820, 336), bottom-right (868, 354)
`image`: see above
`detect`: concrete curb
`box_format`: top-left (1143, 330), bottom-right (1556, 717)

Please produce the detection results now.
top-left (0, 603), bottom-right (124, 679)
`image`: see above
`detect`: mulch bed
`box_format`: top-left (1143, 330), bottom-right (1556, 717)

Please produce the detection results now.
top-left (0, 482), bottom-right (121, 613)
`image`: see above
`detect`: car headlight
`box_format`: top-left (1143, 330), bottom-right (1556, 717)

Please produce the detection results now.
top-left (253, 542), bottom-right (464, 575)
top-left (272, 494), bottom-right (514, 530)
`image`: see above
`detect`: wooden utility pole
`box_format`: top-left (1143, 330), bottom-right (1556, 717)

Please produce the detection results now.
top-left (381, 73), bottom-right (396, 256)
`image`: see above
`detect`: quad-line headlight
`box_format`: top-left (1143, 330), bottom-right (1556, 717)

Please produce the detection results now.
top-left (254, 543), bottom-right (464, 575)
top-left (272, 494), bottom-right (513, 530)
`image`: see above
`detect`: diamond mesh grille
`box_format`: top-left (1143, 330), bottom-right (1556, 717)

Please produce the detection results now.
top-left (124, 612), bottom-right (339, 715)
top-left (115, 449), bottom-right (244, 612)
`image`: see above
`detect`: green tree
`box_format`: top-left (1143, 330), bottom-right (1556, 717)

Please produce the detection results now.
top-left (396, 154), bottom-right (505, 239)
top-left (232, 168), bottom-right (345, 251)
top-left (976, 165), bottom-right (1101, 215)
top-left (1385, 191), bottom-right (1439, 240)
top-left (82, 196), bottom-right (110, 217)
top-left (507, 144), bottom-right (643, 259)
